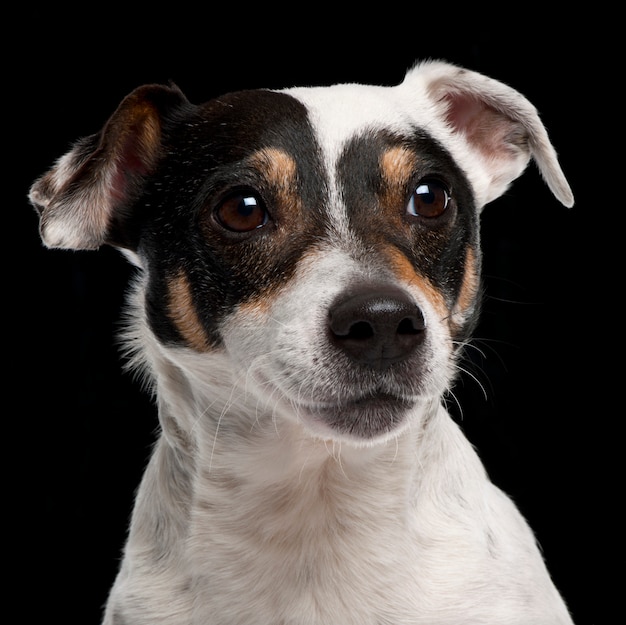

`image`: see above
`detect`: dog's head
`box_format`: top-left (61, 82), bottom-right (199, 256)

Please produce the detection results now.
top-left (29, 60), bottom-right (572, 445)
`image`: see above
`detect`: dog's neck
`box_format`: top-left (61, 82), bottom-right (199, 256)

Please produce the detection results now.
top-left (132, 389), bottom-right (431, 560)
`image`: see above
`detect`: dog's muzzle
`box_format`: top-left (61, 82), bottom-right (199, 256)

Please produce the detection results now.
top-left (294, 284), bottom-right (429, 441)
top-left (237, 281), bottom-right (437, 442)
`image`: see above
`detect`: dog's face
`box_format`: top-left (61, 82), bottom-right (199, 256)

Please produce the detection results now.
top-left (141, 87), bottom-right (481, 444)
top-left (29, 61), bottom-right (573, 445)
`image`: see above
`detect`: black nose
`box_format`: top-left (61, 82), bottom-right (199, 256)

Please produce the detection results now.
top-left (328, 285), bottom-right (425, 370)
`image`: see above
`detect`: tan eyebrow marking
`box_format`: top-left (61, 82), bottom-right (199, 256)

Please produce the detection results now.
top-left (249, 147), bottom-right (297, 180)
top-left (248, 147), bottom-right (300, 213)
top-left (247, 147), bottom-right (302, 229)
top-left (376, 147), bottom-right (422, 225)
top-left (378, 146), bottom-right (418, 207)
top-left (380, 146), bottom-right (417, 186)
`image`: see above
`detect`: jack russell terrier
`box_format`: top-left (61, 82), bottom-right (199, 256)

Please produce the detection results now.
top-left (30, 59), bottom-right (575, 624)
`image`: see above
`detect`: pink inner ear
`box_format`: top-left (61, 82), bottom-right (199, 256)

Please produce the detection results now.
top-left (443, 92), bottom-right (486, 135)
top-left (442, 92), bottom-right (525, 159)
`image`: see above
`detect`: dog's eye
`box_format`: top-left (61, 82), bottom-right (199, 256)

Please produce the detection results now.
top-left (406, 179), bottom-right (451, 219)
top-left (215, 191), bottom-right (269, 232)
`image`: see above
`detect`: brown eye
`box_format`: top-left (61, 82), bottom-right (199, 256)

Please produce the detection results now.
top-left (215, 190), bottom-right (269, 232)
top-left (406, 179), bottom-right (451, 218)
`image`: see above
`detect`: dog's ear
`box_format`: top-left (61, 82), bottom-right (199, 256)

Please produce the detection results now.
top-left (29, 83), bottom-right (190, 251)
top-left (406, 61), bottom-right (574, 209)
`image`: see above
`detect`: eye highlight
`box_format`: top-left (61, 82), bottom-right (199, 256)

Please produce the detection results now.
top-left (215, 190), bottom-right (269, 232)
top-left (406, 178), bottom-right (451, 219)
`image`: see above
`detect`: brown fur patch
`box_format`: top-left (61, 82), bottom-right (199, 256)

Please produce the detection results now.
top-left (450, 246), bottom-right (480, 331)
top-left (249, 147), bottom-right (300, 213)
top-left (108, 99), bottom-right (163, 195)
top-left (133, 102), bottom-right (162, 155)
top-left (378, 147), bottom-right (417, 211)
top-left (380, 146), bottom-right (417, 186)
top-left (383, 246), bottom-right (448, 319)
top-left (235, 295), bottom-right (274, 318)
top-left (167, 271), bottom-right (212, 351)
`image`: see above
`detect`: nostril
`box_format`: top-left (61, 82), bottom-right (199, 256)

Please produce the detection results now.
top-left (397, 316), bottom-right (423, 336)
top-left (339, 320), bottom-right (375, 340)
top-left (328, 285), bottom-right (425, 369)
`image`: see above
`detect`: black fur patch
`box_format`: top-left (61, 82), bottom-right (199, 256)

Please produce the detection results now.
top-left (336, 129), bottom-right (480, 342)
top-left (133, 90), bottom-right (329, 347)
top-left (125, 90), bottom-right (479, 349)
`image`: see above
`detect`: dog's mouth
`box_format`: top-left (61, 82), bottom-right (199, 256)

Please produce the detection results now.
top-left (294, 390), bottom-right (417, 441)
top-left (249, 364), bottom-right (422, 442)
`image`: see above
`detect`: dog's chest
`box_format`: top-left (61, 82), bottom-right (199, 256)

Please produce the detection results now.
top-left (184, 434), bottom-right (425, 623)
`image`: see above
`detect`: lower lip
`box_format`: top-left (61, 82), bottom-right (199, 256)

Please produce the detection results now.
top-left (304, 393), bottom-right (415, 440)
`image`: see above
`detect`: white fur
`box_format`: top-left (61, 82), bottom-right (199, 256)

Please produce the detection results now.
top-left (30, 146), bottom-right (119, 249)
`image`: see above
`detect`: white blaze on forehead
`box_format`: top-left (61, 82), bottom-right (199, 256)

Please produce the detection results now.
top-left (281, 83), bottom-right (418, 158)
top-left (282, 83), bottom-right (401, 233)
top-left (280, 79), bottom-right (457, 167)
top-left (279, 81), bottom-right (457, 230)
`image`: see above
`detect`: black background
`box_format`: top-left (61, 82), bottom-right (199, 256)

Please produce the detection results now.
top-left (12, 10), bottom-right (601, 625)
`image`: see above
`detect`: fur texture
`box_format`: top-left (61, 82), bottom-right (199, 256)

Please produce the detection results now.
top-left (30, 60), bottom-right (575, 624)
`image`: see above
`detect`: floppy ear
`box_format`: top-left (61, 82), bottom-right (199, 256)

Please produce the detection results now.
top-left (404, 61), bottom-right (573, 209)
top-left (28, 83), bottom-right (190, 251)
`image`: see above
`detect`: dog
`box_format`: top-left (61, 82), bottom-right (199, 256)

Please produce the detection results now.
top-left (30, 60), bottom-right (575, 624)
